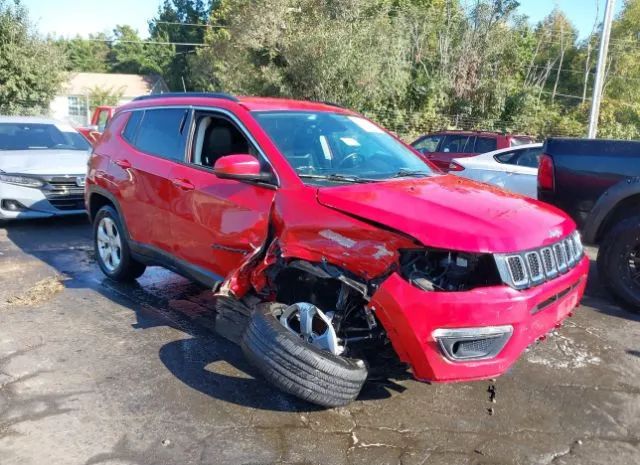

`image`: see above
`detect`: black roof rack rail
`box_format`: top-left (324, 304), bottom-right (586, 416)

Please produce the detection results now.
top-left (133, 92), bottom-right (239, 102)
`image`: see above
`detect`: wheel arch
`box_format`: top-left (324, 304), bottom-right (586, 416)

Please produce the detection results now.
top-left (592, 193), bottom-right (640, 244)
top-left (86, 187), bottom-right (131, 239)
top-left (583, 179), bottom-right (640, 244)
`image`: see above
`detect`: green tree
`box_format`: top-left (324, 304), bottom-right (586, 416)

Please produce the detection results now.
top-left (0, 0), bottom-right (66, 114)
top-left (87, 85), bottom-right (125, 112)
top-left (109, 25), bottom-right (173, 75)
top-left (149, 0), bottom-right (212, 90)
top-left (58, 33), bottom-right (111, 72)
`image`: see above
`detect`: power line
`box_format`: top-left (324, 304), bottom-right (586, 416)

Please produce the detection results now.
top-left (154, 20), bottom-right (226, 28)
top-left (84, 38), bottom-right (210, 47)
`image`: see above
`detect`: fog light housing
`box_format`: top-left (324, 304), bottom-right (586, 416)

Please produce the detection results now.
top-left (1, 199), bottom-right (28, 212)
top-left (432, 325), bottom-right (513, 361)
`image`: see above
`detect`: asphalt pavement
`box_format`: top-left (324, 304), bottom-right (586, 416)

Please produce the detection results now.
top-left (0, 216), bottom-right (639, 465)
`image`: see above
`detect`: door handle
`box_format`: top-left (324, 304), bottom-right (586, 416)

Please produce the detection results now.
top-left (114, 159), bottom-right (132, 169)
top-left (172, 178), bottom-right (195, 191)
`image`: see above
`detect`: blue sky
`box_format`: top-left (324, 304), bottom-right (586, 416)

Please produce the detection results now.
top-left (22, 0), bottom-right (622, 40)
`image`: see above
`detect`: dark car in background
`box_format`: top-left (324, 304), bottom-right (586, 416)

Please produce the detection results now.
top-left (411, 130), bottom-right (535, 171)
top-left (538, 137), bottom-right (640, 312)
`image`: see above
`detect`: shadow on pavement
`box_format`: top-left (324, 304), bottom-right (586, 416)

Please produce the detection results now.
top-left (2, 216), bottom-right (402, 411)
top-left (583, 258), bottom-right (640, 323)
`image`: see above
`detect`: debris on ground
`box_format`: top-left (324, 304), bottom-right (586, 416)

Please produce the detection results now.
top-left (488, 384), bottom-right (497, 403)
top-left (3, 275), bottom-right (67, 308)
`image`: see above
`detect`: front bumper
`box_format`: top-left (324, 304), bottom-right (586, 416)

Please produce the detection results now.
top-left (0, 182), bottom-right (85, 220)
top-left (370, 256), bottom-right (589, 382)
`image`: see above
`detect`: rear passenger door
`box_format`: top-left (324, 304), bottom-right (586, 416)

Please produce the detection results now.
top-left (115, 107), bottom-right (190, 252)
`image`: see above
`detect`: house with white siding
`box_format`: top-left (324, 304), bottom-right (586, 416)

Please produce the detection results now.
top-left (49, 72), bottom-right (168, 126)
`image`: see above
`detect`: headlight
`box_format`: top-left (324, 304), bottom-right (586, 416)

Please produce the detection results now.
top-left (572, 230), bottom-right (584, 258)
top-left (399, 249), bottom-right (502, 292)
top-left (0, 174), bottom-right (44, 188)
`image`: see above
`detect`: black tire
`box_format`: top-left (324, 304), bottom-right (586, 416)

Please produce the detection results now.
top-left (93, 205), bottom-right (146, 282)
top-left (597, 215), bottom-right (640, 312)
top-left (241, 302), bottom-right (368, 407)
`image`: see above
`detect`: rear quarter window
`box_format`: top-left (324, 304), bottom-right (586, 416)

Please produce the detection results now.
top-left (475, 137), bottom-right (497, 153)
top-left (122, 111), bottom-right (143, 143)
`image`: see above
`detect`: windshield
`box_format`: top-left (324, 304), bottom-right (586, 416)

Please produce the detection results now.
top-left (0, 123), bottom-right (90, 151)
top-left (253, 111), bottom-right (433, 184)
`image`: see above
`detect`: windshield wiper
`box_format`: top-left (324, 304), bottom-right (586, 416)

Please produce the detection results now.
top-left (298, 173), bottom-right (377, 183)
top-left (389, 169), bottom-right (432, 178)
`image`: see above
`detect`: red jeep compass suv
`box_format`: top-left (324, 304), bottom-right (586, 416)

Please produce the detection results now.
top-left (85, 93), bottom-right (588, 407)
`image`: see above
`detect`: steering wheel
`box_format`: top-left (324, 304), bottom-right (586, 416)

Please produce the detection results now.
top-left (338, 152), bottom-right (361, 169)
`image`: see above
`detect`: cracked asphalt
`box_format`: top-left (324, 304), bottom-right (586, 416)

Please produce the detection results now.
top-left (0, 217), bottom-right (639, 465)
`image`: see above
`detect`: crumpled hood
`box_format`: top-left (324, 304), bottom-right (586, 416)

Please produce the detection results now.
top-left (316, 175), bottom-right (575, 253)
top-left (0, 150), bottom-right (89, 175)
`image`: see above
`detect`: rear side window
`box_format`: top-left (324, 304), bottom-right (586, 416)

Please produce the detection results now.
top-left (134, 108), bottom-right (189, 161)
top-left (122, 111), bottom-right (143, 143)
top-left (475, 136), bottom-right (497, 153)
top-left (494, 147), bottom-right (542, 167)
top-left (494, 150), bottom-right (518, 164)
top-left (441, 135), bottom-right (473, 153)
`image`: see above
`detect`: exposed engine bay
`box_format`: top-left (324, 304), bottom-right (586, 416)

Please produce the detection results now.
top-left (399, 249), bottom-right (502, 291)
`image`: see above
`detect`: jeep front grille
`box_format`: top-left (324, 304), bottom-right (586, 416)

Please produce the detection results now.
top-left (495, 231), bottom-right (584, 290)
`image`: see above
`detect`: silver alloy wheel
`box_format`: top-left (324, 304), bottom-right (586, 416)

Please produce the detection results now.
top-left (279, 302), bottom-right (344, 355)
top-left (97, 217), bottom-right (122, 272)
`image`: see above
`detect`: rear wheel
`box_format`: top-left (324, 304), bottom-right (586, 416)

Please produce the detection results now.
top-left (241, 302), bottom-right (368, 407)
top-left (94, 205), bottom-right (146, 281)
top-left (597, 215), bottom-right (640, 312)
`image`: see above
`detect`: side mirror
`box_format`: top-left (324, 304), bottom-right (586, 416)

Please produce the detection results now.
top-left (213, 154), bottom-right (271, 182)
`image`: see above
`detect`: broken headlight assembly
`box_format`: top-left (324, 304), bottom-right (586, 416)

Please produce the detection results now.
top-left (399, 249), bottom-right (502, 292)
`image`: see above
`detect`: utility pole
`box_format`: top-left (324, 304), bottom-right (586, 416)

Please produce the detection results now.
top-left (588, 0), bottom-right (616, 138)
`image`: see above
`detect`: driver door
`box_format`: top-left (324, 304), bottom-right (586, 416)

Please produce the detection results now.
top-left (168, 110), bottom-right (276, 280)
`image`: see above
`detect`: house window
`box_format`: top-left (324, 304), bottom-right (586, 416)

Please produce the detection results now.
top-left (67, 96), bottom-right (88, 125)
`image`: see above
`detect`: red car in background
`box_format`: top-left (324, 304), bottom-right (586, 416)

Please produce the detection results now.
top-left (77, 106), bottom-right (115, 145)
top-left (411, 130), bottom-right (535, 171)
top-left (85, 94), bottom-right (586, 407)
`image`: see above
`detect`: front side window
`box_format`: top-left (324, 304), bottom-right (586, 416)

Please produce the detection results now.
top-left (412, 135), bottom-right (442, 153)
top-left (0, 123), bottom-right (90, 151)
top-left (133, 108), bottom-right (189, 161)
top-left (191, 112), bottom-right (258, 168)
top-left (253, 111), bottom-right (433, 184)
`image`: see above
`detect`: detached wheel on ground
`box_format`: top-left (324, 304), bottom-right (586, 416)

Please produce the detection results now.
top-left (597, 215), bottom-right (640, 313)
top-left (94, 205), bottom-right (146, 282)
top-left (241, 302), bottom-right (368, 407)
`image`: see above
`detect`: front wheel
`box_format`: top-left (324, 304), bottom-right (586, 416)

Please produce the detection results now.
top-left (241, 302), bottom-right (368, 407)
top-left (94, 205), bottom-right (146, 281)
top-left (597, 215), bottom-right (640, 313)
